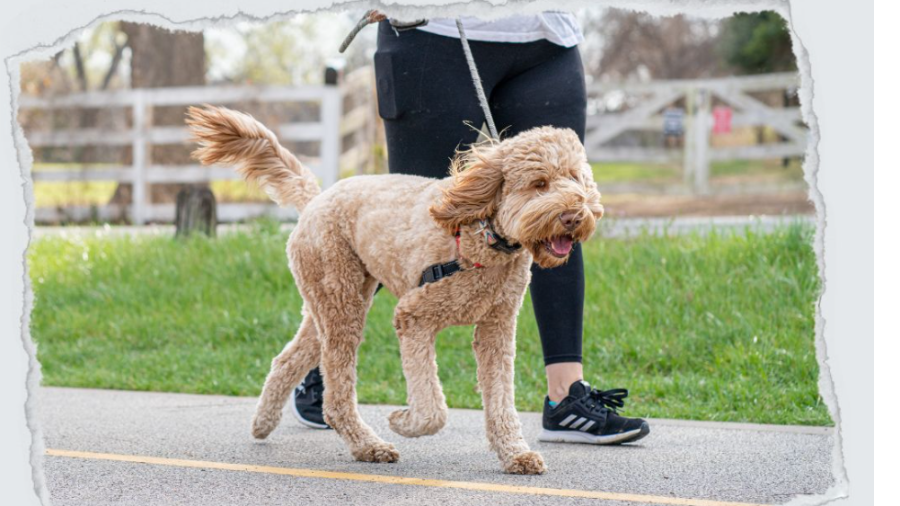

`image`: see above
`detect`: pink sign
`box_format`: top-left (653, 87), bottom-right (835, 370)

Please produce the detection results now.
top-left (713, 106), bottom-right (733, 134)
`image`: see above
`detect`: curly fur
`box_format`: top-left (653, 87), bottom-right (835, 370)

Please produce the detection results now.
top-left (186, 106), bottom-right (603, 474)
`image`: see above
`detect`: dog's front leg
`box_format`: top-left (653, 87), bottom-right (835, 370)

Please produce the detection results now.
top-left (389, 307), bottom-right (448, 438)
top-left (473, 315), bottom-right (546, 475)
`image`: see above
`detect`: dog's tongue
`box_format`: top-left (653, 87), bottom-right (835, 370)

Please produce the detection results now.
top-left (550, 236), bottom-right (574, 256)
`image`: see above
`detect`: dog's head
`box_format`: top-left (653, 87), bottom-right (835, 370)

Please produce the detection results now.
top-left (430, 127), bottom-right (603, 268)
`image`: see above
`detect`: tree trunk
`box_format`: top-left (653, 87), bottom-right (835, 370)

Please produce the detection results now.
top-left (175, 187), bottom-right (217, 238)
top-left (110, 23), bottom-right (206, 211)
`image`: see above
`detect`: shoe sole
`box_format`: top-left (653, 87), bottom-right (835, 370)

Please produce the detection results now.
top-left (291, 395), bottom-right (331, 430)
top-left (537, 421), bottom-right (650, 445)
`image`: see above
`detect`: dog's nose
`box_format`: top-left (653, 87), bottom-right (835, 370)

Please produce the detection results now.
top-left (559, 212), bottom-right (582, 231)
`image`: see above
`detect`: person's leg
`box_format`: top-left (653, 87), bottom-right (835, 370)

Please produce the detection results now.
top-left (490, 43), bottom-right (648, 444)
top-left (489, 42), bottom-right (588, 403)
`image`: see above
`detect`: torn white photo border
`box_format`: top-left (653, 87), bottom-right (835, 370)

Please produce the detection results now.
top-left (0, 1), bottom-right (874, 505)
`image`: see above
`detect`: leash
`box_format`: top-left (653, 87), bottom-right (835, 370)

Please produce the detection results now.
top-left (339, 11), bottom-right (381, 53)
top-left (339, 11), bottom-right (428, 53)
top-left (454, 19), bottom-right (499, 140)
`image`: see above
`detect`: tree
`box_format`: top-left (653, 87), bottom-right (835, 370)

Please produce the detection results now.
top-left (205, 13), bottom-right (373, 86)
top-left (717, 11), bottom-right (796, 74)
top-left (20, 21), bottom-right (128, 96)
top-left (583, 9), bottom-right (724, 82)
top-left (19, 22), bottom-right (130, 185)
top-left (110, 23), bottom-right (206, 207)
top-left (120, 23), bottom-right (205, 88)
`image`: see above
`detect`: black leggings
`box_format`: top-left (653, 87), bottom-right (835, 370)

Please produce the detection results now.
top-left (374, 22), bottom-right (586, 365)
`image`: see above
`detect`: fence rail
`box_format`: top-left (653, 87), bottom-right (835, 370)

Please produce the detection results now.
top-left (585, 72), bottom-right (806, 193)
top-left (21, 67), bottom-right (377, 224)
top-left (21, 71), bottom-right (804, 224)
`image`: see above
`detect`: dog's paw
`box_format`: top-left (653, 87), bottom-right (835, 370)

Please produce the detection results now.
top-left (352, 442), bottom-right (400, 463)
top-left (503, 451), bottom-right (547, 475)
top-left (251, 412), bottom-right (280, 440)
top-left (388, 408), bottom-right (446, 438)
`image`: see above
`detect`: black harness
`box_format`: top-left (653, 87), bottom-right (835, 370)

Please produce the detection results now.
top-left (418, 220), bottom-right (521, 287)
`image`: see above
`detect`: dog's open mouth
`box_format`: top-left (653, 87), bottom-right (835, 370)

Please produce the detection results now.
top-left (542, 235), bottom-right (575, 258)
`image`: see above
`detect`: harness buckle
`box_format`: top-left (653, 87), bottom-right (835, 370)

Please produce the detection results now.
top-left (422, 264), bottom-right (444, 284)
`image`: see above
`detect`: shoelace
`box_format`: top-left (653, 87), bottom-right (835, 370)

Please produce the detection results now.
top-left (586, 388), bottom-right (629, 413)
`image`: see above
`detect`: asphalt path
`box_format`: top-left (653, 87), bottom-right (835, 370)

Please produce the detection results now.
top-left (37, 387), bottom-right (834, 506)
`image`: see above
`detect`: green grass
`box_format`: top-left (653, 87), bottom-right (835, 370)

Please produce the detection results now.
top-left (31, 163), bottom-right (271, 208)
top-left (711, 158), bottom-right (805, 181)
top-left (27, 222), bottom-right (830, 426)
top-left (33, 180), bottom-right (269, 208)
top-left (591, 162), bottom-right (679, 184)
top-left (589, 159), bottom-right (804, 185)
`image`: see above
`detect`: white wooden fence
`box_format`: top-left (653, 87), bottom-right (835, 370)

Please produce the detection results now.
top-left (22, 70), bottom-right (804, 224)
top-left (20, 67), bottom-right (377, 224)
top-left (585, 72), bottom-right (805, 193)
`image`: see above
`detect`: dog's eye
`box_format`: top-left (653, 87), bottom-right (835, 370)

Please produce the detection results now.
top-left (532, 179), bottom-right (547, 189)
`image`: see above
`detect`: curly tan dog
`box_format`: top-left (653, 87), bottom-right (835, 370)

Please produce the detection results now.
top-left (186, 105), bottom-right (603, 474)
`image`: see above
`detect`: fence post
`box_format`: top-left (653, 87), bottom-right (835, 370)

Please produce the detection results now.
top-left (320, 83), bottom-right (342, 189)
top-left (131, 90), bottom-right (149, 225)
top-left (682, 86), bottom-right (695, 188)
top-left (693, 88), bottom-right (711, 195)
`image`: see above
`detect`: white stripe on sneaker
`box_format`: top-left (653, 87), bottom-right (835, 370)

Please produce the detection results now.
top-left (579, 420), bottom-right (596, 432)
top-left (559, 414), bottom-right (577, 427)
top-left (569, 417), bottom-right (588, 429)
top-left (537, 426), bottom-right (647, 445)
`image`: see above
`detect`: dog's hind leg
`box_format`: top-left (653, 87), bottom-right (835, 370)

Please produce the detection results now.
top-left (251, 310), bottom-right (320, 439)
top-left (388, 302), bottom-right (448, 438)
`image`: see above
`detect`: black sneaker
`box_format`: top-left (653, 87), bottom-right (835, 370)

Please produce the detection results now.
top-left (292, 367), bottom-right (331, 430)
top-left (538, 380), bottom-right (649, 444)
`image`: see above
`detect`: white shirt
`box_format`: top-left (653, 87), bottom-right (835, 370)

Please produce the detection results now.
top-left (416, 13), bottom-right (583, 48)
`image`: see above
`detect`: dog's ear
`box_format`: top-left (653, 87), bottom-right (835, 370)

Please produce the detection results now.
top-left (429, 144), bottom-right (505, 233)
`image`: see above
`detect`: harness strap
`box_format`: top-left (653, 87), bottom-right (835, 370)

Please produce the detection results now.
top-left (420, 229), bottom-right (484, 287)
top-left (419, 260), bottom-right (463, 287)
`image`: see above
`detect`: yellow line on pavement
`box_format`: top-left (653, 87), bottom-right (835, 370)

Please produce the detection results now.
top-left (46, 448), bottom-right (768, 506)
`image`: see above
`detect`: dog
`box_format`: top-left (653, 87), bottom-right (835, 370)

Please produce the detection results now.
top-left (186, 105), bottom-right (603, 474)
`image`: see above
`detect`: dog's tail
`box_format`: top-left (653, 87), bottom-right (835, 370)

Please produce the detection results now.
top-left (186, 105), bottom-right (320, 212)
